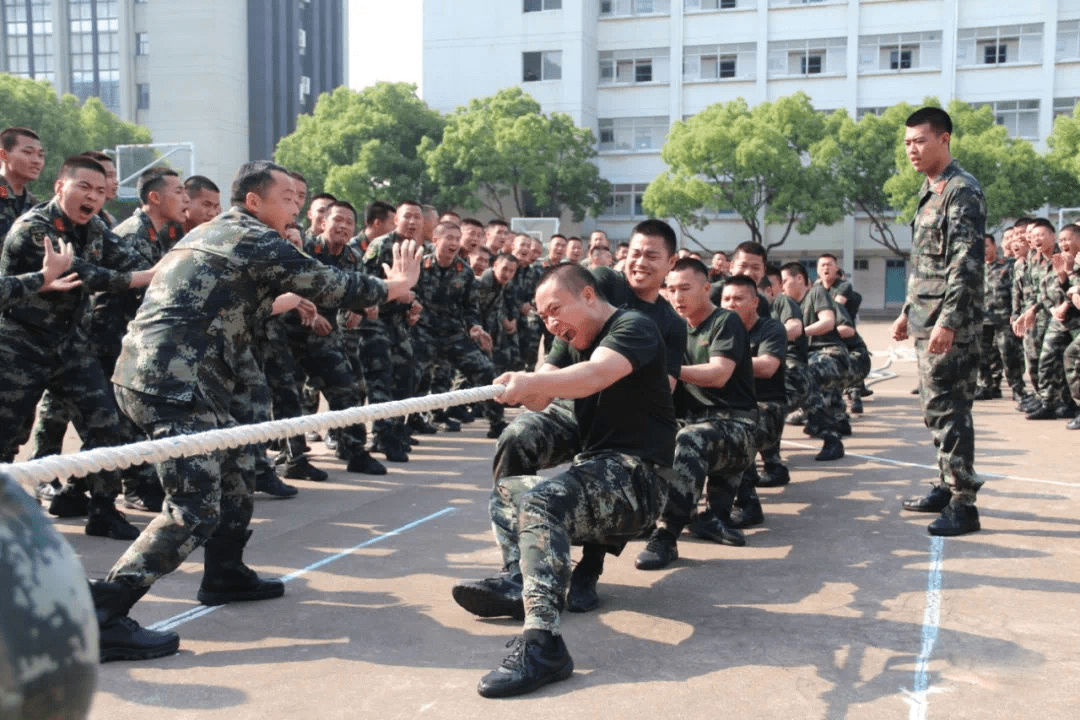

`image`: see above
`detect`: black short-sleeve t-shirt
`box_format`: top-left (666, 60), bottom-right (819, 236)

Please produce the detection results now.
top-left (801, 284), bottom-right (844, 349)
top-left (548, 308), bottom-right (676, 467)
top-left (836, 304), bottom-right (869, 356)
top-left (748, 315), bottom-right (787, 402)
top-left (771, 293), bottom-right (808, 364)
top-left (676, 307), bottom-right (756, 415)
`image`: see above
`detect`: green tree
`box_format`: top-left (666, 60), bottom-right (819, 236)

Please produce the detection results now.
top-left (883, 99), bottom-right (1049, 230)
top-left (811, 104), bottom-right (915, 257)
top-left (643, 92), bottom-right (843, 253)
top-left (422, 87), bottom-right (609, 221)
top-left (274, 82), bottom-right (444, 210)
top-left (1043, 102), bottom-right (1080, 211)
top-left (0, 76), bottom-right (150, 200)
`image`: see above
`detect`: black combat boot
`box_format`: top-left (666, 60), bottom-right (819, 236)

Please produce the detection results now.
top-left (902, 484), bottom-right (952, 513)
top-left (815, 436), bottom-right (845, 461)
top-left (85, 495), bottom-right (141, 540)
top-left (254, 466), bottom-right (298, 498)
top-left (566, 545), bottom-right (604, 613)
top-left (48, 484), bottom-right (89, 517)
top-left (477, 631), bottom-right (574, 698)
top-left (281, 455), bottom-right (329, 482)
top-left (346, 450), bottom-right (387, 475)
top-left (730, 471), bottom-right (764, 529)
top-left (408, 414), bottom-right (439, 435)
top-left (928, 503), bottom-right (980, 536)
top-left (452, 571), bottom-right (525, 619)
top-left (197, 530), bottom-right (285, 606)
top-left (758, 461), bottom-right (790, 488)
top-left (91, 580), bottom-right (180, 662)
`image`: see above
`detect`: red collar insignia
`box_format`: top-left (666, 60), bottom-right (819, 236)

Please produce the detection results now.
top-left (0, 186), bottom-right (8, 199)
top-left (53, 217), bottom-right (66, 233)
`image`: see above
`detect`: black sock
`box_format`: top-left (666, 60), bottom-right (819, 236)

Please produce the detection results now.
top-left (577, 544), bottom-right (606, 576)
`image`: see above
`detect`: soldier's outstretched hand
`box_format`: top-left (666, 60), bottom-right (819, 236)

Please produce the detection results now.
top-left (386, 239), bottom-right (423, 289)
top-left (39, 237), bottom-right (82, 293)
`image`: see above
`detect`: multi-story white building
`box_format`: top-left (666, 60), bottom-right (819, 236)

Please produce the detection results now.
top-left (424, 0), bottom-right (1080, 309)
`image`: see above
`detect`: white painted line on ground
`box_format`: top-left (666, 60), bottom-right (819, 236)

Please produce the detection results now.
top-left (781, 440), bottom-right (1080, 488)
top-left (148, 506), bottom-right (458, 633)
top-left (903, 535), bottom-right (945, 720)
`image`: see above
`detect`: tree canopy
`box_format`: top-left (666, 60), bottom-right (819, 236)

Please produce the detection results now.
top-left (422, 87), bottom-right (609, 221)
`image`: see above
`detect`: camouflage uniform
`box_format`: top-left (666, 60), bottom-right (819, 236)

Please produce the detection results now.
top-left (105, 206), bottom-right (389, 590)
top-left (1035, 256), bottom-right (1079, 411)
top-left (772, 293), bottom-right (813, 415)
top-left (0, 471), bottom-right (97, 720)
top-left (489, 309), bottom-right (676, 633)
top-left (903, 160), bottom-right (986, 505)
top-left (800, 285), bottom-right (851, 440)
top-left (979, 256), bottom-right (1026, 395)
top-left (837, 305), bottom-right (871, 414)
top-left (1012, 252), bottom-right (1049, 393)
top-left (474, 266), bottom-right (521, 374)
top-left (0, 175), bottom-right (36, 243)
top-left (412, 253), bottom-right (502, 426)
top-left (508, 262), bottom-right (541, 370)
top-left (0, 269), bottom-right (47, 309)
top-left (747, 314), bottom-right (788, 472)
top-left (0, 201), bottom-right (138, 493)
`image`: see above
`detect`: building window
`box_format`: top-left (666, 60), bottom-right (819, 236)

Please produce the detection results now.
top-left (524, 0), bottom-right (561, 10)
top-left (299, 75), bottom-right (311, 104)
top-left (69, 0), bottom-right (120, 113)
top-left (137, 82), bottom-right (150, 110)
top-left (523, 50), bottom-right (561, 81)
top-left (684, 43), bottom-right (755, 81)
top-left (956, 24), bottom-right (1042, 67)
top-left (603, 183), bottom-right (649, 218)
top-left (599, 48), bottom-right (670, 85)
top-left (298, 28), bottom-right (306, 55)
top-left (599, 0), bottom-right (670, 17)
top-left (3, 0), bottom-right (55, 83)
top-left (135, 31), bottom-right (149, 55)
top-left (770, 0), bottom-right (828, 6)
top-left (598, 116), bottom-right (668, 152)
top-left (972, 99), bottom-right (1040, 139)
top-left (1054, 97), bottom-right (1078, 120)
top-left (767, 38), bottom-right (845, 77)
top-left (685, 0), bottom-right (742, 9)
top-left (856, 107), bottom-right (886, 119)
top-left (1057, 20), bottom-right (1080, 62)
top-left (853, 258), bottom-right (869, 271)
top-left (858, 32), bottom-right (941, 74)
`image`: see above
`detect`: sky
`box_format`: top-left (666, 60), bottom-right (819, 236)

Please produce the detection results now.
top-left (347, 0), bottom-right (424, 96)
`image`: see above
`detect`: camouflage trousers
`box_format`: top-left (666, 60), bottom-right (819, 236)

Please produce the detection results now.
top-left (805, 345), bottom-right (851, 440)
top-left (756, 400), bottom-right (787, 466)
top-left (0, 325), bottom-right (124, 496)
top-left (108, 385), bottom-right (256, 590)
top-left (288, 331), bottom-right (368, 458)
top-left (978, 322), bottom-right (1027, 395)
top-left (264, 326), bottom-right (308, 460)
top-left (413, 328), bottom-right (503, 424)
top-left (659, 414), bottom-right (758, 534)
top-left (517, 314), bottom-right (542, 371)
top-left (784, 357), bottom-right (814, 412)
top-left (915, 338), bottom-right (982, 505)
top-left (1036, 320), bottom-right (1079, 410)
top-left (491, 451), bottom-right (666, 633)
top-left (1065, 332), bottom-right (1080, 403)
top-left (492, 399), bottom-right (579, 480)
top-left (1022, 312), bottom-right (1049, 394)
top-left (353, 327), bottom-right (398, 442)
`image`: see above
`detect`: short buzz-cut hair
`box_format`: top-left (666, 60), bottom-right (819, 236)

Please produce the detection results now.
top-left (288, 170), bottom-right (307, 184)
top-left (671, 257), bottom-right (709, 279)
top-left (1, 126), bottom-right (40, 151)
top-left (765, 263), bottom-right (782, 282)
top-left (184, 175), bottom-right (220, 197)
top-left (57, 154), bottom-right (107, 182)
top-left (230, 160), bottom-right (290, 205)
top-left (81, 150), bottom-right (114, 167)
top-left (733, 240), bottom-right (767, 260)
top-left (537, 261), bottom-right (599, 297)
top-left (984, 233), bottom-right (996, 245)
top-left (486, 219), bottom-right (509, 229)
top-left (818, 252), bottom-right (838, 263)
top-left (364, 200), bottom-right (395, 226)
top-left (631, 218), bottom-right (678, 258)
top-left (311, 191), bottom-right (336, 204)
top-left (1014, 217), bottom-right (1034, 229)
top-left (1060, 223), bottom-right (1080, 236)
top-left (432, 220), bottom-right (460, 237)
top-left (906, 107), bottom-right (952, 136)
top-left (494, 251), bottom-right (519, 265)
top-left (327, 200), bottom-right (357, 222)
top-left (461, 217), bottom-right (484, 229)
top-left (780, 261), bottom-right (809, 285)
top-left (1030, 217), bottom-right (1055, 232)
top-left (723, 273), bottom-right (759, 294)
top-left (396, 199), bottom-right (422, 211)
top-left (137, 166), bottom-right (179, 205)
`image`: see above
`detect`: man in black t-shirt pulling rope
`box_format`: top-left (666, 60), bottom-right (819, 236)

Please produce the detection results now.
top-left (451, 263), bottom-right (677, 699)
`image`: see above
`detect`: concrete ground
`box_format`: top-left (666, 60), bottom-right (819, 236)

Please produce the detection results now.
top-left (14, 320), bottom-right (1080, 720)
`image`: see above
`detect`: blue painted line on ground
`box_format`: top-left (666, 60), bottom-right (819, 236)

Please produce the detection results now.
top-left (905, 535), bottom-right (945, 720)
top-left (148, 506), bottom-right (458, 633)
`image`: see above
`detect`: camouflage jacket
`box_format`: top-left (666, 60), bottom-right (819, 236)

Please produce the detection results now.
top-left (1036, 251), bottom-right (1065, 315)
top-left (89, 208), bottom-right (185, 350)
top-left (0, 271), bottom-right (45, 312)
top-left (415, 252), bottom-right (482, 337)
top-left (112, 206), bottom-right (389, 403)
top-left (902, 160), bottom-right (986, 342)
top-left (303, 235), bottom-right (364, 332)
top-left (983, 257), bottom-right (1014, 327)
top-left (0, 198), bottom-right (137, 342)
top-left (362, 230), bottom-right (412, 334)
top-left (473, 267), bottom-right (511, 338)
top-left (0, 174), bottom-right (36, 244)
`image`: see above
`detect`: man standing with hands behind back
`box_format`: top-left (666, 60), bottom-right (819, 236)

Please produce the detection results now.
top-left (892, 107), bottom-right (986, 537)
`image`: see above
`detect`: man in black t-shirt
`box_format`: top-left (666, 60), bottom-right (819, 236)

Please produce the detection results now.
top-left (781, 262), bottom-right (850, 461)
top-left (490, 219), bottom-right (685, 614)
top-left (722, 275), bottom-right (788, 528)
top-left (637, 260), bottom-right (759, 571)
top-left (837, 304), bottom-right (872, 424)
top-left (452, 264), bottom-right (676, 699)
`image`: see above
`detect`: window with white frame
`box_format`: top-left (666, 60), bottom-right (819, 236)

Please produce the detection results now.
top-left (599, 48), bottom-right (670, 84)
top-left (603, 184), bottom-right (649, 217)
top-left (857, 32), bottom-right (941, 73)
top-left (956, 24), bottom-right (1042, 67)
top-left (598, 117), bottom-right (668, 152)
top-left (523, 51), bottom-right (562, 81)
top-left (684, 43), bottom-right (755, 81)
top-left (599, 0), bottom-right (670, 17)
top-left (524, 0), bottom-right (562, 11)
top-left (1057, 20), bottom-right (1080, 62)
top-left (768, 38), bottom-right (845, 77)
top-left (1054, 97), bottom-right (1078, 119)
top-left (685, 0), bottom-right (746, 10)
top-left (857, 107), bottom-right (887, 119)
top-left (972, 99), bottom-right (1040, 139)
top-left (770, 0), bottom-right (830, 7)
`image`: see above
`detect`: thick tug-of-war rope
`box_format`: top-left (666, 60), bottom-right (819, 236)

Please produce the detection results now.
top-left (0, 384), bottom-right (507, 487)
